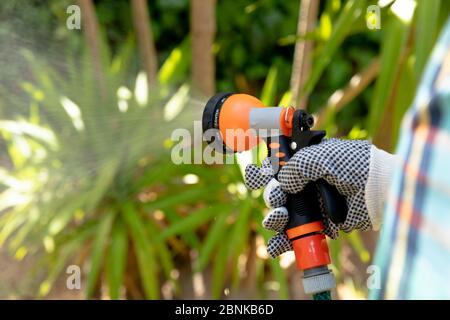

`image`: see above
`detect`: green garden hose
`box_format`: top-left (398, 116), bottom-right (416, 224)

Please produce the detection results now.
top-left (312, 291), bottom-right (332, 300)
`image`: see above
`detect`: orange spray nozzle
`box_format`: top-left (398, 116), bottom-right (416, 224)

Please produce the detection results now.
top-left (202, 93), bottom-right (294, 152)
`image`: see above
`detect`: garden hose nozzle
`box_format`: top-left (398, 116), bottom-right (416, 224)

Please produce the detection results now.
top-left (202, 93), bottom-right (348, 299)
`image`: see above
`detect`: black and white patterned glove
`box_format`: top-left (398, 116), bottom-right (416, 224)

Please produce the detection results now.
top-left (245, 138), bottom-right (375, 258)
top-left (245, 158), bottom-right (293, 257)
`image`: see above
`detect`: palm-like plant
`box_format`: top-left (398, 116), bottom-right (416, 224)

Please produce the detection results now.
top-left (0, 35), bottom-right (230, 298)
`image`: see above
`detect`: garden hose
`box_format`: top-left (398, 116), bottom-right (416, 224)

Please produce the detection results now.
top-left (313, 291), bottom-right (332, 300)
top-left (202, 93), bottom-right (348, 299)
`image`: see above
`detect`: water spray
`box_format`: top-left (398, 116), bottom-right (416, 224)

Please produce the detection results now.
top-left (202, 93), bottom-right (348, 300)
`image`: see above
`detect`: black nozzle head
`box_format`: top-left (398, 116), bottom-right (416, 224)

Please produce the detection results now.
top-left (202, 93), bottom-right (234, 151)
top-left (202, 92), bottom-right (234, 135)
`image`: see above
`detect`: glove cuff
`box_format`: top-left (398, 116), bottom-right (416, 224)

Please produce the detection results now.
top-left (365, 145), bottom-right (398, 230)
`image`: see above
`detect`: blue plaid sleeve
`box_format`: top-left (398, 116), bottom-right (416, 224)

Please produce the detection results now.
top-left (370, 18), bottom-right (450, 299)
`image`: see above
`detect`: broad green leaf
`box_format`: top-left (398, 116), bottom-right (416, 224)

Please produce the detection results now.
top-left (260, 64), bottom-right (278, 106)
top-left (111, 35), bottom-right (135, 76)
top-left (279, 91), bottom-right (292, 107)
top-left (121, 201), bottom-right (159, 299)
top-left (415, 0), bottom-right (441, 80)
top-left (392, 55), bottom-right (415, 145)
top-left (163, 208), bottom-right (200, 249)
top-left (146, 217), bottom-right (176, 289)
top-left (106, 218), bottom-right (128, 300)
top-left (158, 37), bottom-right (191, 86)
top-left (196, 209), bottom-right (229, 271)
top-left (86, 212), bottom-right (114, 298)
top-left (156, 205), bottom-right (219, 241)
top-left (229, 201), bottom-right (252, 287)
top-left (369, 15), bottom-right (410, 136)
top-left (211, 238), bottom-right (229, 299)
top-left (163, 84), bottom-right (190, 121)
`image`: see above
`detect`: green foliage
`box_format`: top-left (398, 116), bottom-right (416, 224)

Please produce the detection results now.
top-left (0, 35), bottom-right (211, 298)
top-left (302, 0), bottom-right (367, 99)
top-left (368, 11), bottom-right (410, 137)
top-left (0, 33), bottom-right (291, 299)
top-left (0, 0), bottom-right (447, 300)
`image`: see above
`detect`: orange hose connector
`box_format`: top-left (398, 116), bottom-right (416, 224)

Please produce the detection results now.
top-left (286, 221), bottom-right (331, 270)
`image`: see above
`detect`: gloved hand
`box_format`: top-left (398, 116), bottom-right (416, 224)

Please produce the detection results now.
top-left (245, 138), bottom-right (397, 258)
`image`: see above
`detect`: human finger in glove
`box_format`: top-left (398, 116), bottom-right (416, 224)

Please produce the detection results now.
top-left (245, 138), bottom-right (397, 258)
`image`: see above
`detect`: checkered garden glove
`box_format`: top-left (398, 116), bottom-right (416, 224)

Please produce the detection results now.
top-left (245, 158), bottom-right (293, 257)
top-left (245, 138), bottom-right (397, 258)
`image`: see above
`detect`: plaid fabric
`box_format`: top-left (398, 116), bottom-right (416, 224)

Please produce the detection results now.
top-left (370, 18), bottom-right (450, 299)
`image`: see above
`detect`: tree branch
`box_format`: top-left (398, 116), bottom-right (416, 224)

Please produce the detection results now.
top-left (315, 58), bottom-right (380, 128)
top-left (78, 0), bottom-right (107, 98)
top-left (290, 0), bottom-right (319, 110)
top-left (131, 0), bottom-right (158, 86)
top-left (190, 0), bottom-right (216, 97)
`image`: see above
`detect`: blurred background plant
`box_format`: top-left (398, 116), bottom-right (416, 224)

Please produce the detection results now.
top-left (0, 0), bottom-right (448, 299)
